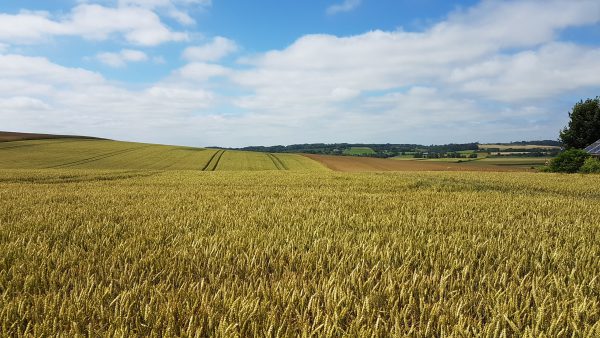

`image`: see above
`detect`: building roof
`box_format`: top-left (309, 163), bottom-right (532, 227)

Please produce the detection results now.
top-left (585, 139), bottom-right (600, 155)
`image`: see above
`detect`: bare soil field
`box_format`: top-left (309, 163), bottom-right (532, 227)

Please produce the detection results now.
top-left (303, 154), bottom-right (529, 172)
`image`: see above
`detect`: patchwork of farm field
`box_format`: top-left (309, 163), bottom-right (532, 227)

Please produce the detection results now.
top-left (1, 170), bottom-right (599, 336)
top-left (0, 139), bottom-right (324, 171)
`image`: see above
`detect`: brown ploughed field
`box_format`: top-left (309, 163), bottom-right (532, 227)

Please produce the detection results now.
top-left (303, 154), bottom-right (529, 172)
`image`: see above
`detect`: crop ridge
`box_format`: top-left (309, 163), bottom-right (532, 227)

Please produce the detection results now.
top-left (0, 139), bottom-right (92, 151)
top-left (46, 146), bottom-right (149, 168)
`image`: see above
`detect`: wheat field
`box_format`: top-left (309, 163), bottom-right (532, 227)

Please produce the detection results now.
top-left (1, 169), bottom-right (599, 336)
top-left (0, 139), bottom-right (324, 171)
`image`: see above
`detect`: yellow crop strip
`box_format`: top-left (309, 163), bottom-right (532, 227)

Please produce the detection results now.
top-left (215, 150), bottom-right (281, 171)
top-left (0, 170), bottom-right (599, 336)
top-left (0, 140), bottom-right (323, 171)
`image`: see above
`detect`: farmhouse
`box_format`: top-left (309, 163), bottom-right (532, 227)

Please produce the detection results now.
top-left (584, 139), bottom-right (600, 157)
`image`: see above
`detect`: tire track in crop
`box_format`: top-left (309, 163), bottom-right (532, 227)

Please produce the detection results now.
top-left (202, 150), bottom-right (225, 171)
top-left (201, 150), bottom-right (220, 171)
top-left (267, 153), bottom-right (287, 170)
top-left (47, 146), bottom-right (150, 168)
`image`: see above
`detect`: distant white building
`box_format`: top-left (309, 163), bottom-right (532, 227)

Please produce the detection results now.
top-left (585, 139), bottom-right (600, 157)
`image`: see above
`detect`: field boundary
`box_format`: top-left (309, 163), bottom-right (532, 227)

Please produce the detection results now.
top-left (267, 153), bottom-right (288, 170)
top-left (202, 150), bottom-right (225, 171)
top-left (46, 146), bottom-right (148, 169)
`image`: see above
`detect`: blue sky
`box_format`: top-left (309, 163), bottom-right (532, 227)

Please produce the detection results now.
top-left (1, 0), bottom-right (600, 147)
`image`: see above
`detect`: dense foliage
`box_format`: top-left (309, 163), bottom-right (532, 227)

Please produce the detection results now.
top-left (548, 149), bottom-right (590, 173)
top-left (560, 97), bottom-right (600, 149)
top-left (501, 140), bottom-right (562, 147)
top-left (580, 157), bottom-right (600, 174)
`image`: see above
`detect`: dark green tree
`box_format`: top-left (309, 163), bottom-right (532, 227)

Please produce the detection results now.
top-left (559, 97), bottom-right (600, 149)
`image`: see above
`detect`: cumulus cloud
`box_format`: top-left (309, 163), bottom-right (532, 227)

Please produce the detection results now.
top-left (183, 36), bottom-right (238, 62)
top-left (0, 97), bottom-right (51, 111)
top-left (452, 43), bottom-right (600, 101)
top-left (234, 0), bottom-right (600, 111)
top-left (327, 0), bottom-right (362, 15)
top-left (0, 53), bottom-right (215, 143)
top-left (118, 0), bottom-right (212, 25)
top-left (0, 4), bottom-right (187, 45)
top-left (173, 62), bottom-right (231, 81)
top-left (97, 49), bottom-right (148, 67)
top-left (2, 0), bottom-right (600, 146)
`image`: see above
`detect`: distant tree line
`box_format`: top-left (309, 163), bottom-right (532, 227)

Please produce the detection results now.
top-left (413, 152), bottom-right (478, 159)
top-left (492, 140), bottom-right (563, 147)
top-left (488, 151), bottom-right (560, 157)
top-left (232, 140), bottom-right (564, 159)
top-left (234, 142), bottom-right (482, 158)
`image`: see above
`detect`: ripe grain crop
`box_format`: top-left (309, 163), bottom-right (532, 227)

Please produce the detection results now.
top-left (0, 140), bottom-right (324, 171)
top-left (1, 170), bottom-right (599, 336)
top-left (303, 153), bottom-right (528, 172)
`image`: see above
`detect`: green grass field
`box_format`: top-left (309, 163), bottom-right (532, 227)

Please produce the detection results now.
top-left (342, 147), bottom-right (376, 156)
top-left (0, 139), bottom-right (325, 171)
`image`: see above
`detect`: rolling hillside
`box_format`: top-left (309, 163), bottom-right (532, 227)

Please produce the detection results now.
top-left (0, 138), bottom-right (326, 171)
top-left (0, 131), bottom-right (103, 142)
top-left (0, 132), bottom-right (542, 172)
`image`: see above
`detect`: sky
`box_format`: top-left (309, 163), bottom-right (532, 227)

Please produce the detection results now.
top-left (1, 0), bottom-right (600, 147)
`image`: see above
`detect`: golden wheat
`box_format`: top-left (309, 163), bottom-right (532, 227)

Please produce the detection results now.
top-left (0, 170), bottom-right (599, 336)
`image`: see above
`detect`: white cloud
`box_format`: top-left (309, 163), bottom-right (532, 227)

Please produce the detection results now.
top-left (174, 62), bottom-right (231, 81)
top-left (2, 0), bottom-right (600, 146)
top-left (0, 97), bottom-right (51, 111)
top-left (183, 36), bottom-right (238, 62)
top-left (0, 53), bottom-right (215, 143)
top-left (0, 4), bottom-right (188, 46)
top-left (118, 0), bottom-right (211, 7)
top-left (453, 43), bottom-right (600, 101)
top-left (330, 87), bottom-right (360, 101)
top-left (97, 49), bottom-right (148, 67)
top-left (117, 0), bottom-right (212, 25)
top-left (234, 0), bottom-right (600, 109)
top-left (327, 0), bottom-right (361, 15)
